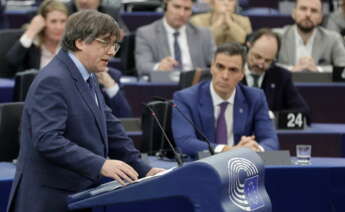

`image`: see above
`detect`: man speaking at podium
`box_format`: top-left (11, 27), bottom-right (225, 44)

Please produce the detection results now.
top-left (7, 10), bottom-right (163, 212)
top-left (172, 43), bottom-right (279, 157)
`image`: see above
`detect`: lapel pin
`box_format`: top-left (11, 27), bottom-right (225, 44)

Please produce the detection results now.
top-left (271, 83), bottom-right (275, 88)
top-left (239, 108), bottom-right (243, 113)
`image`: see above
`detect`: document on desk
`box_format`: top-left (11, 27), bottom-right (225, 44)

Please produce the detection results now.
top-left (90, 167), bottom-right (176, 196)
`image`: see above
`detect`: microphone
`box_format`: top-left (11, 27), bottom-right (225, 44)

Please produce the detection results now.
top-left (144, 104), bottom-right (184, 167)
top-left (169, 101), bottom-right (215, 156)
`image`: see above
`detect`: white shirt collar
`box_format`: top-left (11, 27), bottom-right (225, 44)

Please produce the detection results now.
top-left (68, 51), bottom-right (92, 82)
top-left (294, 25), bottom-right (317, 46)
top-left (209, 81), bottom-right (236, 107)
top-left (294, 25), bottom-right (317, 64)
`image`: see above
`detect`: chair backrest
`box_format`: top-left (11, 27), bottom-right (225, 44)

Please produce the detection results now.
top-left (123, 1), bottom-right (162, 12)
top-left (141, 101), bottom-right (176, 158)
top-left (121, 12), bottom-right (163, 32)
top-left (0, 29), bottom-right (24, 78)
top-left (179, 68), bottom-right (211, 89)
top-left (120, 33), bottom-right (137, 76)
top-left (13, 69), bottom-right (38, 102)
top-left (0, 102), bottom-right (24, 162)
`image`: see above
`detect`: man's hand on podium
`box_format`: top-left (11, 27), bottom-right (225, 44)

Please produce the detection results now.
top-left (100, 160), bottom-right (139, 185)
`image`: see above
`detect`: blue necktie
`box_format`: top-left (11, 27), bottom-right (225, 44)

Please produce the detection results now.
top-left (87, 75), bottom-right (99, 106)
top-left (173, 31), bottom-right (183, 70)
top-left (216, 102), bottom-right (229, 144)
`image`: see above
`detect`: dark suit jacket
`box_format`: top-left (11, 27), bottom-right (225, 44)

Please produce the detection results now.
top-left (6, 39), bottom-right (41, 72)
top-left (7, 50), bottom-right (149, 212)
top-left (242, 64), bottom-right (311, 122)
top-left (171, 80), bottom-right (279, 156)
top-left (6, 42), bottom-right (132, 117)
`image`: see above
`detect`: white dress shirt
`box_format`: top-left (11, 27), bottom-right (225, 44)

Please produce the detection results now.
top-left (209, 81), bottom-right (235, 151)
top-left (156, 18), bottom-right (193, 71)
top-left (294, 26), bottom-right (316, 64)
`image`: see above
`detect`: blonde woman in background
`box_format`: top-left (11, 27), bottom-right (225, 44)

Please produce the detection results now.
top-left (6, 0), bottom-right (68, 71)
top-left (191, 0), bottom-right (252, 45)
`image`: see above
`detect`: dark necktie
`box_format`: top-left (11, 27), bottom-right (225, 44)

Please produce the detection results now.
top-left (251, 74), bottom-right (260, 88)
top-left (173, 31), bottom-right (183, 70)
top-left (216, 102), bottom-right (229, 144)
top-left (87, 75), bottom-right (98, 106)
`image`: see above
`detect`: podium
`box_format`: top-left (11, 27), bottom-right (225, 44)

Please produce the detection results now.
top-left (68, 148), bottom-right (272, 212)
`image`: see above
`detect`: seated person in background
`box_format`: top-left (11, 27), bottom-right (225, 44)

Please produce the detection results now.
top-left (172, 42), bottom-right (279, 157)
top-left (95, 70), bottom-right (133, 117)
top-left (66, 0), bottom-right (128, 37)
top-left (7, 0), bottom-right (68, 70)
top-left (191, 0), bottom-right (252, 46)
top-left (274, 0), bottom-right (345, 72)
top-left (135, 0), bottom-right (215, 76)
top-left (242, 28), bottom-right (311, 123)
top-left (6, 0), bottom-right (132, 118)
top-left (326, 0), bottom-right (345, 38)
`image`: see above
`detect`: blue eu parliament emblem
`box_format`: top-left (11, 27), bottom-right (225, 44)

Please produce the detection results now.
top-left (228, 158), bottom-right (265, 211)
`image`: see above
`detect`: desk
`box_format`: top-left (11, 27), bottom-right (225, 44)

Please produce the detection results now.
top-left (296, 82), bottom-right (345, 123)
top-left (0, 78), bottom-right (14, 103)
top-left (2, 158), bottom-right (345, 212)
top-left (278, 123), bottom-right (345, 157)
top-left (266, 157), bottom-right (345, 212)
top-left (123, 82), bottom-right (180, 117)
top-left (1, 80), bottom-right (345, 123)
top-left (122, 82), bottom-right (345, 123)
top-left (126, 123), bottom-right (345, 157)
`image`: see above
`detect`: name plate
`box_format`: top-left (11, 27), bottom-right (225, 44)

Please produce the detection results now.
top-left (277, 112), bottom-right (306, 130)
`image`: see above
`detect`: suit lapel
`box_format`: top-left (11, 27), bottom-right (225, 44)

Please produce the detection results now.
top-left (157, 20), bottom-right (171, 58)
top-left (186, 25), bottom-right (198, 68)
top-left (199, 81), bottom-right (216, 143)
top-left (56, 50), bottom-right (107, 144)
top-left (286, 26), bottom-right (296, 64)
top-left (233, 85), bottom-right (248, 144)
top-left (311, 29), bottom-right (322, 63)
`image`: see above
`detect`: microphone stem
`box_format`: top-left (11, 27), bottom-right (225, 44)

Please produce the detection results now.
top-left (171, 103), bottom-right (215, 155)
top-left (146, 105), bottom-right (183, 167)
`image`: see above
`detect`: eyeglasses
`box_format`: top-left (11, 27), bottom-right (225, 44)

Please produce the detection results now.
top-left (95, 38), bottom-right (121, 52)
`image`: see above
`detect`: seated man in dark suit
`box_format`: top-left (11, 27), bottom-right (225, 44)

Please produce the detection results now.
top-left (242, 28), bottom-right (311, 122)
top-left (172, 42), bottom-right (278, 157)
top-left (6, 10), bottom-right (163, 212)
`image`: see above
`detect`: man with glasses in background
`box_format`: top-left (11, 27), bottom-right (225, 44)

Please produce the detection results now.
top-left (7, 10), bottom-right (163, 212)
top-left (242, 28), bottom-right (310, 123)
